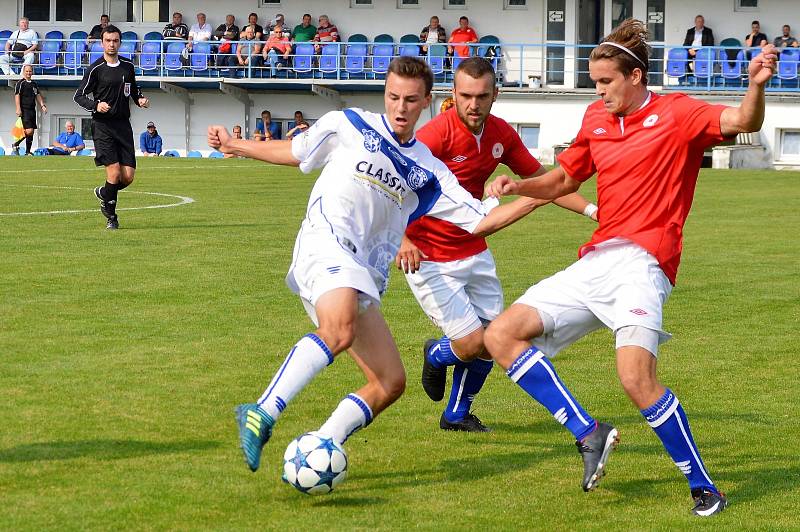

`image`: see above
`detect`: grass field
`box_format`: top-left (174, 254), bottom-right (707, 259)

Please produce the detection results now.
top-left (1, 157), bottom-right (799, 530)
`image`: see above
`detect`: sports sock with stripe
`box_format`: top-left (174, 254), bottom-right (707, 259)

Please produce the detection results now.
top-left (426, 336), bottom-right (463, 368)
top-left (507, 346), bottom-right (596, 441)
top-left (257, 333), bottom-right (334, 421)
top-left (318, 393), bottom-right (373, 444)
top-left (443, 357), bottom-right (493, 423)
top-left (640, 388), bottom-right (717, 492)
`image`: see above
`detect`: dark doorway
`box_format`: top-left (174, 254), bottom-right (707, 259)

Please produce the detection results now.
top-left (577, 0), bottom-right (604, 88)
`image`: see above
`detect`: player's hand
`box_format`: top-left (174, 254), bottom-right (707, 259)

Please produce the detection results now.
top-left (138, 97), bottom-right (150, 108)
top-left (749, 44), bottom-right (778, 86)
top-left (16, 109), bottom-right (21, 117)
top-left (207, 125), bottom-right (232, 152)
top-left (96, 101), bottom-right (111, 113)
top-left (395, 235), bottom-right (427, 274)
top-left (486, 174), bottom-right (520, 197)
top-left (41, 104), bottom-right (47, 113)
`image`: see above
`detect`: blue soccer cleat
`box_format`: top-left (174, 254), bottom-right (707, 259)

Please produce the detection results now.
top-left (235, 403), bottom-right (274, 472)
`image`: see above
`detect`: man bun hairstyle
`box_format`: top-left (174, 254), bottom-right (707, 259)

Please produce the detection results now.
top-left (455, 57), bottom-right (496, 82)
top-left (387, 56), bottom-right (433, 95)
top-left (590, 18), bottom-right (650, 83)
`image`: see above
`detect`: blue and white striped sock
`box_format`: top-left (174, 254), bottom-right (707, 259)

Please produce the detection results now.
top-left (318, 393), bottom-right (374, 445)
top-left (427, 336), bottom-right (462, 369)
top-left (507, 346), bottom-right (596, 441)
top-left (641, 389), bottom-right (717, 492)
top-left (443, 358), bottom-right (493, 423)
top-left (257, 333), bottom-right (334, 421)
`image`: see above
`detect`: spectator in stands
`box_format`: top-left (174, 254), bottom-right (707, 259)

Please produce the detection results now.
top-left (163, 12), bottom-right (189, 41)
top-left (286, 110), bottom-right (310, 139)
top-left (420, 15), bottom-right (447, 53)
top-left (0, 17), bottom-right (39, 76)
top-left (139, 121), bottom-right (162, 157)
top-left (247, 13), bottom-right (264, 41)
top-left (87, 14), bottom-right (110, 46)
top-left (214, 14), bottom-right (239, 42)
top-left (187, 12), bottom-right (212, 52)
top-left (215, 15), bottom-right (240, 67)
top-left (47, 121), bottom-right (85, 155)
top-left (269, 14), bottom-right (292, 40)
top-left (745, 20), bottom-right (768, 49)
top-left (236, 25), bottom-right (263, 71)
top-left (448, 16), bottom-right (478, 58)
top-left (773, 25), bottom-right (798, 49)
top-left (254, 110), bottom-right (281, 141)
top-left (313, 15), bottom-right (340, 54)
top-left (292, 13), bottom-right (316, 45)
top-left (682, 14), bottom-right (714, 63)
top-left (224, 125), bottom-right (244, 157)
top-left (263, 24), bottom-right (291, 77)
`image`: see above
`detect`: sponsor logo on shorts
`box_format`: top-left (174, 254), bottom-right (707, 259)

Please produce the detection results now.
top-left (362, 128), bottom-right (382, 153)
top-left (629, 308), bottom-right (648, 316)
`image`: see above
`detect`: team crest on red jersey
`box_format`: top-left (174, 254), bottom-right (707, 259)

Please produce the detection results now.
top-left (643, 114), bottom-right (659, 128)
top-left (491, 142), bottom-right (503, 159)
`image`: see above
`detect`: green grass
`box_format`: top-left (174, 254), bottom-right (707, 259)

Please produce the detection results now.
top-left (1, 157), bottom-right (799, 530)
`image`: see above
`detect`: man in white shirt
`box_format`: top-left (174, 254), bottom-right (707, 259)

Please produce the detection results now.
top-left (208, 57), bottom-right (545, 477)
top-left (1, 17), bottom-right (39, 75)
top-left (187, 12), bottom-right (212, 52)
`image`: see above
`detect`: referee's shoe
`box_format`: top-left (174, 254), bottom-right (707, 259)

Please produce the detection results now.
top-left (94, 187), bottom-right (119, 229)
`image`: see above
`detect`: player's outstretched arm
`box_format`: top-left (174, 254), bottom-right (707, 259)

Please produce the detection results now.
top-left (520, 167), bottom-right (596, 220)
top-left (208, 125), bottom-right (300, 166)
top-left (487, 166), bottom-right (580, 200)
top-left (472, 196), bottom-right (550, 237)
top-left (720, 44), bottom-right (777, 137)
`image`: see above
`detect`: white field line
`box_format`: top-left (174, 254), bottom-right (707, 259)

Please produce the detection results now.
top-left (0, 184), bottom-right (194, 216)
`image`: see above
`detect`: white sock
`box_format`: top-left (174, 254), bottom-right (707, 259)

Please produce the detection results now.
top-left (257, 334), bottom-right (333, 420)
top-left (318, 393), bottom-right (373, 444)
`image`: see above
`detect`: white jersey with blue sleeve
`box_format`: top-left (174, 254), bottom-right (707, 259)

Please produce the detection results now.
top-left (287, 107), bottom-right (495, 305)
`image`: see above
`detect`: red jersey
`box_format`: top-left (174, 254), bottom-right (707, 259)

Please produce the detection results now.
top-left (407, 108), bottom-right (542, 261)
top-left (557, 92), bottom-right (729, 285)
top-left (449, 27), bottom-right (478, 57)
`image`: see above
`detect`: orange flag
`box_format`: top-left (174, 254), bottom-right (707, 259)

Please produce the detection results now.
top-left (11, 117), bottom-right (24, 141)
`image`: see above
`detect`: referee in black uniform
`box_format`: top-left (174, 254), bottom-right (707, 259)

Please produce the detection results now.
top-left (12, 64), bottom-right (47, 156)
top-left (74, 25), bottom-right (149, 230)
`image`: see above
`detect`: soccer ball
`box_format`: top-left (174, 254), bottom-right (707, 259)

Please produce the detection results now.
top-left (283, 431), bottom-right (348, 495)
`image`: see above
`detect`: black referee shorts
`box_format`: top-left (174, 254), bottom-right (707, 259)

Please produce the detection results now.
top-left (20, 107), bottom-right (37, 130)
top-left (92, 119), bottom-right (136, 168)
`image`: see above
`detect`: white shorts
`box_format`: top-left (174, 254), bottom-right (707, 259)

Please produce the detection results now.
top-left (515, 239), bottom-right (673, 357)
top-left (286, 229), bottom-right (381, 325)
top-left (405, 249), bottom-right (503, 340)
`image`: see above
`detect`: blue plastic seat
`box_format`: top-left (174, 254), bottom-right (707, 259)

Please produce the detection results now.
top-left (190, 41), bottom-right (210, 74)
top-left (348, 33), bottom-right (368, 43)
top-left (319, 44), bottom-right (341, 78)
top-left (427, 44), bottom-right (447, 79)
top-left (399, 34), bottom-right (418, 44)
top-left (39, 39), bottom-right (61, 72)
top-left (372, 43), bottom-right (394, 76)
top-left (45, 30), bottom-right (64, 43)
top-left (119, 40), bottom-right (136, 60)
top-left (64, 39), bottom-right (84, 73)
top-left (373, 34), bottom-right (394, 44)
top-left (693, 47), bottom-right (717, 87)
top-left (69, 30), bottom-right (88, 42)
top-left (399, 44), bottom-right (419, 57)
top-left (187, 150), bottom-right (202, 158)
top-left (666, 48), bottom-right (689, 81)
top-left (88, 41), bottom-right (104, 64)
top-left (208, 151), bottom-right (224, 158)
top-left (778, 49), bottom-right (800, 87)
top-left (139, 41), bottom-right (160, 73)
top-left (721, 49), bottom-right (746, 87)
top-left (345, 43), bottom-right (367, 78)
top-left (164, 42), bottom-right (185, 74)
top-left (144, 31), bottom-right (162, 41)
top-left (121, 31), bottom-right (138, 42)
top-left (0, 30), bottom-right (12, 52)
top-left (293, 43), bottom-right (314, 78)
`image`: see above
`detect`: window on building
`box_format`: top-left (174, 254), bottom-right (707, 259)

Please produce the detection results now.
top-left (444, 0), bottom-right (466, 9)
top-left (611, 0), bottom-right (632, 29)
top-left (351, 0), bottom-right (373, 7)
top-left (398, 0), bottom-right (419, 7)
top-left (780, 130), bottom-right (800, 158)
top-left (106, 0), bottom-right (168, 22)
top-left (518, 125), bottom-right (540, 149)
top-left (735, 0), bottom-right (758, 11)
top-left (259, 0), bottom-right (281, 6)
top-left (108, 0), bottom-right (134, 22)
top-left (23, 0), bottom-right (82, 22)
top-left (504, 0), bottom-right (526, 9)
top-left (141, 0), bottom-right (168, 23)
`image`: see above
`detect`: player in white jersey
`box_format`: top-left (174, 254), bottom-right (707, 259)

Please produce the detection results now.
top-left (208, 57), bottom-right (547, 477)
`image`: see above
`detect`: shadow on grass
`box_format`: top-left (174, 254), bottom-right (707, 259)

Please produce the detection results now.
top-left (0, 439), bottom-right (220, 463)
top-left (310, 495), bottom-right (388, 507)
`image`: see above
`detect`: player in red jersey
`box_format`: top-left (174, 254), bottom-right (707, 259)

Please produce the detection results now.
top-left (397, 57), bottom-right (601, 435)
top-left (486, 19), bottom-right (777, 516)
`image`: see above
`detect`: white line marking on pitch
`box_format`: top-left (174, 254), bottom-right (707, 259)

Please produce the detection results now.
top-left (0, 184), bottom-right (195, 216)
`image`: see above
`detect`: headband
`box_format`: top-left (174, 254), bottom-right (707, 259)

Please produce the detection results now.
top-left (599, 41), bottom-right (647, 68)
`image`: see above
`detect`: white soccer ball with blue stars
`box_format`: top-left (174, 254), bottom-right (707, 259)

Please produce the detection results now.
top-left (283, 431), bottom-right (348, 495)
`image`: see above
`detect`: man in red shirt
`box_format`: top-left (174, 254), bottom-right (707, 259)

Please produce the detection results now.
top-left (448, 16), bottom-right (478, 58)
top-left (486, 19), bottom-right (777, 516)
top-left (398, 57), bottom-right (600, 437)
